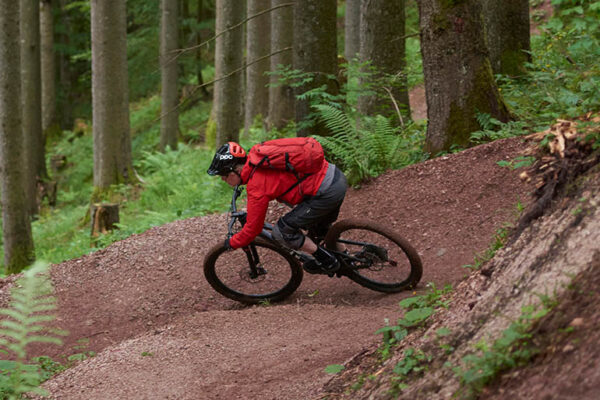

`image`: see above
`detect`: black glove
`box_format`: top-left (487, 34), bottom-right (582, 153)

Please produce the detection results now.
top-left (224, 238), bottom-right (233, 251)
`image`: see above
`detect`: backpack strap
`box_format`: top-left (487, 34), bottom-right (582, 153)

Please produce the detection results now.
top-left (247, 157), bottom-right (267, 181)
top-left (248, 155), bottom-right (312, 198)
top-left (280, 152), bottom-right (312, 196)
top-left (280, 173), bottom-right (311, 197)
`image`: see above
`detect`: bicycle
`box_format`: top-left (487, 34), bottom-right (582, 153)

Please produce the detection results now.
top-left (203, 185), bottom-right (423, 304)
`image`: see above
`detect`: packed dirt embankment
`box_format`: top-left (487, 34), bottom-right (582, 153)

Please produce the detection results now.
top-left (1, 117), bottom-right (597, 399)
top-left (323, 116), bottom-right (600, 399)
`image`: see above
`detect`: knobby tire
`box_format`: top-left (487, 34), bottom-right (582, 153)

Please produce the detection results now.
top-left (203, 238), bottom-right (303, 304)
top-left (324, 218), bottom-right (422, 293)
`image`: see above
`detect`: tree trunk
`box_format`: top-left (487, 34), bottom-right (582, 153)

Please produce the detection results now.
top-left (358, 0), bottom-right (410, 122)
top-left (40, 0), bottom-right (57, 137)
top-left (344, 0), bottom-right (360, 61)
top-left (57, 0), bottom-right (74, 130)
top-left (180, 0), bottom-right (190, 53)
top-left (21, 0), bottom-right (48, 216)
top-left (244, 0), bottom-right (271, 135)
top-left (482, 0), bottom-right (531, 76)
top-left (418, 0), bottom-right (512, 154)
top-left (90, 203), bottom-right (120, 237)
top-left (160, 0), bottom-right (179, 151)
top-left (195, 0), bottom-right (209, 98)
top-left (0, 0), bottom-right (35, 273)
top-left (214, 0), bottom-right (244, 147)
top-left (91, 0), bottom-right (134, 193)
top-left (267, 0), bottom-right (294, 131)
top-left (293, 0), bottom-right (338, 137)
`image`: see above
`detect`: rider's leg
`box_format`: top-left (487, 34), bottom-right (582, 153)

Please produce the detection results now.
top-left (272, 217), bottom-right (339, 270)
top-left (272, 215), bottom-right (339, 273)
top-left (272, 166), bottom-right (347, 273)
top-left (299, 237), bottom-right (317, 253)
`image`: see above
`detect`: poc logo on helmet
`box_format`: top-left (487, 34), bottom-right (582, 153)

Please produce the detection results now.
top-left (219, 154), bottom-right (234, 160)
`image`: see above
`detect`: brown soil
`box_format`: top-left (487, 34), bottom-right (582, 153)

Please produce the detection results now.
top-left (0, 136), bottom-right (536, 399)
top-left (482, 253), bottom-right (600, 400)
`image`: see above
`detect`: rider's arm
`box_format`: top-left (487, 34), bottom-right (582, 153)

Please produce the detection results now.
top-left (228, 191), bottom-right (270, 249)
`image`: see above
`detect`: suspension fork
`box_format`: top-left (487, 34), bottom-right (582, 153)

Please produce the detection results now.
top-left (241, 243), bottom-right (266, 278)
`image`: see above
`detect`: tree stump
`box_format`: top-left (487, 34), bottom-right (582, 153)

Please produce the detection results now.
top-left (37, 180), bottom-right (57, 207)
top-left (50, 154), bottom-right (67, 173)
top-left (90, 203), bottom-right (119, 238)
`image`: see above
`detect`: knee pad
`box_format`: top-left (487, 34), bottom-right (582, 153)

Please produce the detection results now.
top-left (272, 218), bottom-right (305, 250)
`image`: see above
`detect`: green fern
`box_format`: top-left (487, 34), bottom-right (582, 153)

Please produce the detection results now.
top-left (0, 262), bottom-right (66, 398)
top-left (313, 104), bottom-right (426, 185)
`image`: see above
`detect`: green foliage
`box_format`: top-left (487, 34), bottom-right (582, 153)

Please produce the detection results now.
top-left (498, 1), bottom-right (600, 130)
top-left (0, 262), bottom-right (66, 398)
top-left (470, 112), bottom-right (530, 144)
top-left (266, 58), bottom-right (427, 187)
top-left (246, 120), bottom-right (295, 144)
top-left (390, 348), bottom-right (431, 394)
top-left (91, 144), bottom-right (231, 247)
top-left (324, 364), bottom-right (345, 374)
top-left (400, 282), bottom-right (453, 310)
top-left (496, 156), bottom-right (536, 170)
top-left (130, 95), bottom-right (161, 152)
top-left (405, 36), bottom-right (424, 88)
top-left (0, 91), bottom-right (231, 271)
top-left (342, 59), bottom-right (377, 107)
top-left (32, 349), bottom-right (96, 383)
top-left (436, 327), bottom-right (455, 355)
top-left (376, 283), bottom-right (452, 358)
top-left (405, 0), bottom-right (423, 88)
top-left (452, 300), bottom-right (555, 398)
top-left (393, 348), bottom-right (429, 376)
top-left (462, 226), bottom-right (510, 270)
top-left (179, 98), bottom-right (213, 143)
top-left (31, 356), bottom-right (67, 381)
top-left (127, 11), bottom-right (160, 100)
top-left (313, 104), bottom-right (426, 186)
top-left (54, 2), bottom-right (92, 119)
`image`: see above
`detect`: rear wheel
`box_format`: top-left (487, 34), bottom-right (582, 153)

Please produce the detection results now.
top-left (325, 219), bottom-right (422, 292)
top-left (203, 238), bottom-right (303, 304)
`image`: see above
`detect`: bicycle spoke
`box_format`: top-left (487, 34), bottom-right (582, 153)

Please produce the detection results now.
top-left (210, 243), bottom-right (297, 298)
top-left (326, 219), bottom-right (422, 292)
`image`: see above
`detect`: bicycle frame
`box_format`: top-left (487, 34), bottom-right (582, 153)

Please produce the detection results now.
top-left (205, 187), bottom-right (422, 303)
top-left (225, 186), bottom-right (387, 274)
top-left (226, 185), bottom-right (275, 241)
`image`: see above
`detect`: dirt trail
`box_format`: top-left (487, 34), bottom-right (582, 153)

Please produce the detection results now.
top-left (0, 136), bottom-right (535, 399)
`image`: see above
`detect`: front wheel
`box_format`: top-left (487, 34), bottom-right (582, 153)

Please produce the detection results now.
top-left (203, 238), bottom-right (303, 304)
top-left (325, 219), bottom-right (422, 293)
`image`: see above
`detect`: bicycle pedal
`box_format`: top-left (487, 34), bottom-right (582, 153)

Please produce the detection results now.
top-left (302, 261), bottom-right (322, 274)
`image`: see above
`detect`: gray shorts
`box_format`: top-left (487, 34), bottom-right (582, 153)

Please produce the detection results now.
top-left (272, 166), bottom-right (347, 249)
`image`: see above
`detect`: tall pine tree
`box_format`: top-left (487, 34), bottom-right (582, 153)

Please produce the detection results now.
top-left (418, 0), bottom-right (511, 153)
top-left (0, 0), bottom-right (35, 273)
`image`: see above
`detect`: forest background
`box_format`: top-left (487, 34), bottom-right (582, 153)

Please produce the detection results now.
top-left (0, 0), bottom-right (598, 275)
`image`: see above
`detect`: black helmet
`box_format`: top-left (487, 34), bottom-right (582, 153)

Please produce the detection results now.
top-left (207, 142), bottom-right (247, 176)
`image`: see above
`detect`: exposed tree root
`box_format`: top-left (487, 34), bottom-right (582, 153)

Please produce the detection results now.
top-left (512, 113), bottom-right (599, 242)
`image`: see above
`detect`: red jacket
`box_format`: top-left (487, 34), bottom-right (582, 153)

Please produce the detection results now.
top-left (229, 160), bottom-right (329, 249)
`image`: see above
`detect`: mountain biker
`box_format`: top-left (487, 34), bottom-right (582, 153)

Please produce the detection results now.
top-left (207, 141), bottom-right (347, 275)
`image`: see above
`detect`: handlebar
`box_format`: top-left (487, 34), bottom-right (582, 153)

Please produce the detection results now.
top-left (226, 186), bottom-right (274, 241)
